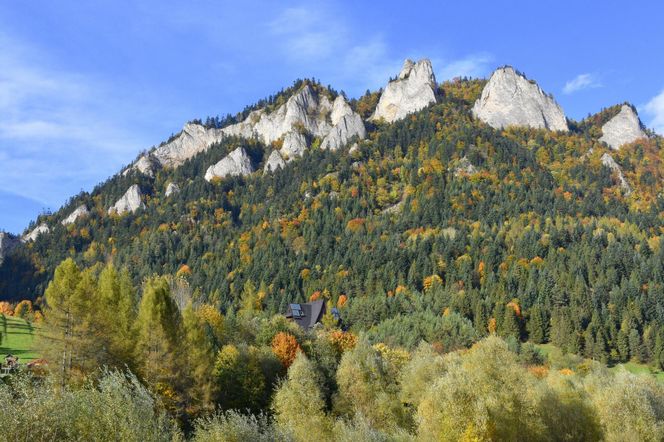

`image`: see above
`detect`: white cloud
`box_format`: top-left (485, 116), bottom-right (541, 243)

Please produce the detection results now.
top-left (563, 73), bottom-right (602, 94)
top-left (643, 89), bottom-right (664, 135)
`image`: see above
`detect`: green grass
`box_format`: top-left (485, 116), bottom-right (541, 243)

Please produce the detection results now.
top-left (610, 361), bottom-right (664, 382)
top-left (534, 342), bottom-right (664, 383)
top-left (0, 315), bottom-right (40, 363)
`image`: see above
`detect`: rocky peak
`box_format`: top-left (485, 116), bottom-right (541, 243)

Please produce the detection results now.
top-left (280, 131), bottom-right (308, 160)
top-left (599, 105), bottom-right (647, 150)
top-left (0, 232), bottom-right (20, 264)
top-left (472, 66), bottom-right (568, 132)
top-left (62, 205), bottom-right (89, 226)
top-left (130, 84), bottom-right (367, 176)
top-left (22, 223), bottom-right (50, 242)
top-left (204, 147), bottom-right (254, 182)
top-left (108, 184), bottom-right (145, 215)
top-left (370, 58), bottom-right (437, 123)
top-left (601, 153), bottom-right (632, 194)
top-left (320, 112), bottom-right (366, 151)
top-left (330, 95), bottom-right (353, 126)
top-left (264, 150), bottom-right (286, 173)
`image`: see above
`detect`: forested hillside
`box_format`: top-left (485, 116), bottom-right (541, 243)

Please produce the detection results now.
top-left (2, 59), bottom-right (664, 438)
top-left (3, 74), bottom-right (664, 367)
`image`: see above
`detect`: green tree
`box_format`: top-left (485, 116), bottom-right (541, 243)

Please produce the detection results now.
top-left (273, 351), bottom-right (332, 442)
top-left (134, 276), bottom-right (185, 410)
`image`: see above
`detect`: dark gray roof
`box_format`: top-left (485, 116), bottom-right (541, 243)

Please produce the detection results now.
top-left (285, 300), bottom-right (326, 329)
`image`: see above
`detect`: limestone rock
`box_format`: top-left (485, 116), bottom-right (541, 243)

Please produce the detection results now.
top-left (330, 95), bottom-right (353, 126)
top-left (349, 143), bottom-right (360, 155)
top-left (280, 131), bottom-right (308, 159)
top-left (370, 59), bottom-right (437, 123)
top-left (22, 223), bottom-right (50, 242)
top-left (472, 66), bottom-right (568, 131)
top-left (0, 232), bottom-right (20, 264)
top-left (452, 157), bottom-right (478, 177)
top-left (250, 85), bottom-right (333, 144)
top-left (131, 85), bottom-right (366, 175)
top-left (150, 123), bottom-right (224, 169)
top-left (600, 105), bottom-right (647, 150)
top-left (165, 183), bottom-right (180, 197)
top-left (204, 147), bottom-right (254, 182)
top-left (61, 205), bottom-right (89, 225)
top-left (264, 150), bottom-right (286, 173)
top-left (108, 184), bottom-right (145, 215)
top-left (601, 153), bottom-right (631, 194)
top-left (320, 113), bottom-right (366, 151)
top-left (382, 200), bottom-right (404, 215)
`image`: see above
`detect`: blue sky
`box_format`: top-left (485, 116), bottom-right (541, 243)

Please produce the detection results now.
top-left (1, 0), bottom-right (663, 233)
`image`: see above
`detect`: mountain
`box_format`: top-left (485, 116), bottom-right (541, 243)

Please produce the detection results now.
top-left (370, 58), bottom-right (437, 123)
top-left (472, 66), bottom-right (568, 131)
top-left (1, 58), bottom-right (664, 374)
top-left (599, 104), bottom-right (648, 150)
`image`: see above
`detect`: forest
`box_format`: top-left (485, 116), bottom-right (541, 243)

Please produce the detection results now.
top-left (1, 76), bottom-right (664, 439)
top-left (1, 257), bottom-right (663, 441)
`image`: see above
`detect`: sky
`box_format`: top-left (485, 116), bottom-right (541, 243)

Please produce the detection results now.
top-left (1, 0), bottom-right (663, 233)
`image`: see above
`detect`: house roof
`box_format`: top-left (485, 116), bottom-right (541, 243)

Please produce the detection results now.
top-left (285, 299), bottom-right (326, 329)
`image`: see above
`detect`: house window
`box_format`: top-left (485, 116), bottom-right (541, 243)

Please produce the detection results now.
top-left (290, 303), bottom-right (305, 318)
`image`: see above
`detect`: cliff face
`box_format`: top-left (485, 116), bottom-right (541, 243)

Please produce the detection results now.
top-left (131, 85), bottom-right (367, 175)
top-left (61, 205), bottom-right (89, 226)
top-left (264, 150), bottom-right (286, 173)
top-left (108, 185), bottom-right (145, 215)
top-left (472, 67), bottom-right (568, 131)
top-left (204, 147), bottom-right (254, 182)
top-left (370, 59), bottom-right (437, 123)
top-left (22, 223), bottom-right (50, 242)
top-left (600, 105), bottom-right (648, 150)
top-left (601, 153), bottom-right (632, 194)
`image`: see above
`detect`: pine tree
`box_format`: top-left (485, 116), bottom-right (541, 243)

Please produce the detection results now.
top-left (526, 305), bottom-right (547, 344)
top-left (183, 302), bottom-right (216, 412)
top-left (134, 276), bottom-right (185, 411)
top-left (96, 264), bottom-right (137, 368)
top-left (500, 307), bottom-right (521, 340)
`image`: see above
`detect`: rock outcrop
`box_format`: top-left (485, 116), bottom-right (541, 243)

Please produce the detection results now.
top-left (131, 85), bottom-right (366, 175)
top-left (472, 67), bottom-right (568, 131)
top-left (601, 153), bottom-right (631, 194)
top-left (165, 183), bottom-right (180, 197)
top-left (108, 184), bottom-right (145, 215)
top-left (280, 131), bottom-right (308, 159)
top-left (61, 205), bottom-right (89, 225)
top-left (370, 59), bottom-right (437, 123)
top-left (320, 113), bottom-right (366, 151)
top-left (264, 150), bottom-right (286, 173)
top-left (205, 147), bottom-right (254, 182)
top-left (22, 223), bottom-right (50, 242)
top-left (0, 232), bottom-right (20, 264)
top-left (452, 157), bottom-right (478, 177)
top-left (599, 105), bottom-right (647, 150)
top-left (150, 123), bottom-right (224, 169)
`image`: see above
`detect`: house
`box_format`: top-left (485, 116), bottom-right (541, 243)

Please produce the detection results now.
top-left (285, 299), bottom-right (341, 329)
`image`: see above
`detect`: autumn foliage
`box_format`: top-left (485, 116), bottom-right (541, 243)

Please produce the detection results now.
top-left (271, 332), bottom-right (301, 368)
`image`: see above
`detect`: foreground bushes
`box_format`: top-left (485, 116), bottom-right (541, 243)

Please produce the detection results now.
top-left (0, 370), bottom-right (177, 441)
top-left (2, 337), bottom-right (664, 441)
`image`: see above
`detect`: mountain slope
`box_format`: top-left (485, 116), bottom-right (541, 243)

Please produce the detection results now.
top-left (2, 63), bottom-right (664, 367)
